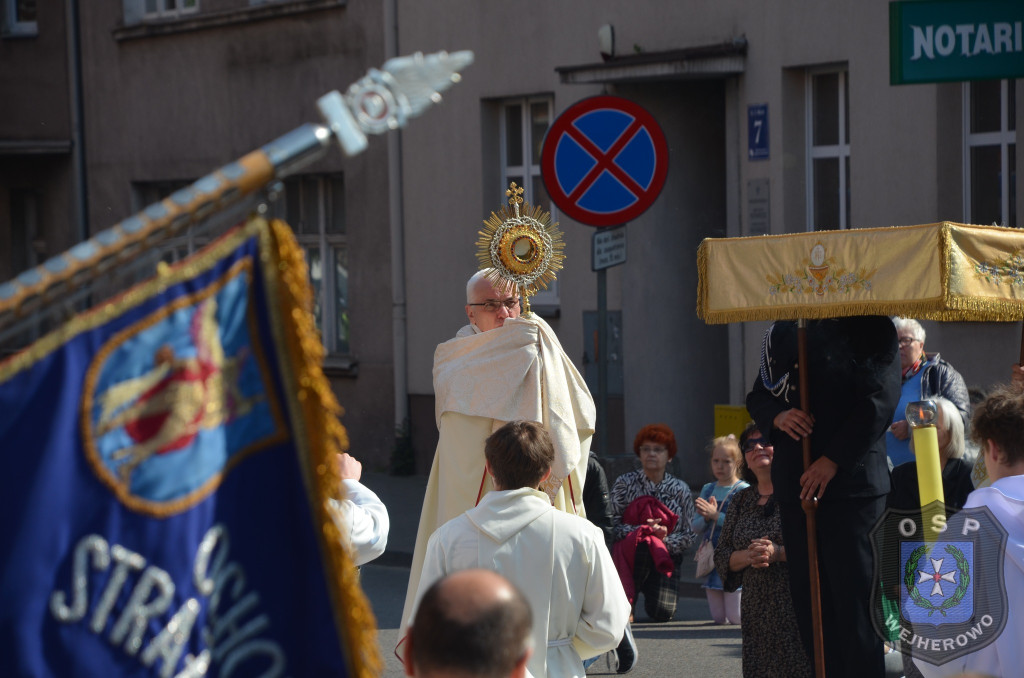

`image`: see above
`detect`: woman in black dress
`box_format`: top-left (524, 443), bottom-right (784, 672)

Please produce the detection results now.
top-left (714, 423), bottom-right (811, 678)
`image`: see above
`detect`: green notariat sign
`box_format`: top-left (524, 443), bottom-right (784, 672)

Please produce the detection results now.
top-left (890, 0), bottom-right (1024, 84)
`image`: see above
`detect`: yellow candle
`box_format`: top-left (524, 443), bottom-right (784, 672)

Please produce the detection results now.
top-left (907, 400), bottom-right (945, 542)
top-left (911, 424), bottom-right (944, 506)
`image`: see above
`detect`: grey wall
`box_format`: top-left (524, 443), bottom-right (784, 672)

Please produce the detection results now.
top-left (396, 0), bottom-right (1023, 480)
top-left (0, 0), bottom-right (70, 139)
top-left (617, 81), bottom-right (730, 484)
top-left (4, 0), bottom-right (1022, 476)
top-left (75, 1), bottom-right (398, 470)
top-left (0, 0), bottom-right (74, 282)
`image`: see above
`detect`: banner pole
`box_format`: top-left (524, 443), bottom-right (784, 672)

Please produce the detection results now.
top-left (597, 265), bottom-right (608, 457)
top-left (798, 319), bottom-right (826, 678)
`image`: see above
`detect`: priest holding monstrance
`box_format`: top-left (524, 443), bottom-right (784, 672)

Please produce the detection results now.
top-left (400, 184), bottom-right (596, 632)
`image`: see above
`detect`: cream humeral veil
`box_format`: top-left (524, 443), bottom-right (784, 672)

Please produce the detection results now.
top-left (400, 314), bottom-right (596, 630)
top-left (697, 222), bottom-right (1024, 325)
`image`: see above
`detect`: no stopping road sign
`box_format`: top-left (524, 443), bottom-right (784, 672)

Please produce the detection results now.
top-left (541, 96), bottom-right (668, 227)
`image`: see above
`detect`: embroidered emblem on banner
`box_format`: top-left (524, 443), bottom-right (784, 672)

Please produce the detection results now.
top-left (870, 503), bottom-right (1009, 666)
top-left (901, 541), bottom-right (973, 623)
top-left (974, 248), bottom-right (1024, 287)
top-left (81, 262), bottom-right (283, 516)
top-left (766, 241), bottom-right (876, 297)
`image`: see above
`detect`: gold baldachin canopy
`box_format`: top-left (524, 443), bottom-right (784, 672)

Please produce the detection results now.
top-left (476, 183), bottom-right (564, 316)
top-left (696, 222), bottom-right (1024, 324)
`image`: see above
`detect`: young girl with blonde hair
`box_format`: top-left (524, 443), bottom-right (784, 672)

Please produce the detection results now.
top-left (692, 434), bottom-right (748, 624)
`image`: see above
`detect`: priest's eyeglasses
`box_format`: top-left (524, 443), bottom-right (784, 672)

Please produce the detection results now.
top-left (468, 298), bottom-right (520, 312)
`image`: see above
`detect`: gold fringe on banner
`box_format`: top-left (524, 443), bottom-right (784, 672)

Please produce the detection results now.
top-left (696, 239), bottom-right (710, 322)
top-left (939, 219), bottom-right (953, 302)
top-left (696, 222), bottom-right (1024, 325)
top-left (263, 217), bottom-right (383, 678)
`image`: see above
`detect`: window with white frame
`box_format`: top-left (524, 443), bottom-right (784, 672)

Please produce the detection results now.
top-left (132, 175), bottom-right (349, 356)
top-left (142, 0), bottom-right (198, 20)
top-left (272, 174), bottom-right (349, 355)
top-left (2, 0), bottom-right (37, 36)
top-left (500, 96), bottom-right (559, 306)
top-left (965, 80), bottom-right (1017, 227)
top-left (806, 68), bottom-right (850, 231)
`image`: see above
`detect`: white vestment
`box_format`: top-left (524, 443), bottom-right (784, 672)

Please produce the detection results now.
top-left (327, 479), bottom-right (390, 566)
top-left (411, 488), bottom-right (629, 678)
top-left (400, 316), bottom-right (596, 632)
top-left (914, 474), bottom-right (1024, 677)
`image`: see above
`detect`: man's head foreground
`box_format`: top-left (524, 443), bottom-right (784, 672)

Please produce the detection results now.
top-left (405, 569), bottom-right (533, 678)
top-left (484, 420), bottom-right (554, 490)
top-left (465, 269), bottom-right (521, 332)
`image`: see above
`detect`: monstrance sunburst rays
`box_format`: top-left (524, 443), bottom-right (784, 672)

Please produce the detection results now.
top-left (475, 182), bottom-right (565, 317)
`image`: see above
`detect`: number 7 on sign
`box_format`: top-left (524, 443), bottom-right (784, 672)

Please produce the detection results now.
top-left (748, 104), bottom-right (769, 160)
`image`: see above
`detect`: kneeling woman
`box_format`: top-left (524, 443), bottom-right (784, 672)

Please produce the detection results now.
top-left (610, 424), bottom-right (697, 622)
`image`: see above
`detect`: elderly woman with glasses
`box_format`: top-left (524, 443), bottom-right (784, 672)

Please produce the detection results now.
top-left (886, 318), bottom-right (970, 468)
top-left (610, 424), bottom-right (697, 624)
top-left (713, 423), bottom-right (811, 678)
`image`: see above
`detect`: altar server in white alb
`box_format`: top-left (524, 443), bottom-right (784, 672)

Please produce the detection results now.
top-left (400, 269), bottom-right (596, 631)
top-left (915, 386), bottom-right (1024, 677)
top-left (408, 420), bottom-right (628, 678)
top-left (326, 452), bottom-right (389, 566)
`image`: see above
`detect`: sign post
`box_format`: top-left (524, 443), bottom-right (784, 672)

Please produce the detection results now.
top-left (592, 226), bottom-right (627, 271)
top-left (542, 96), bottom-right (668, 455)
top-left (592, 225), bottom-right (628, 457)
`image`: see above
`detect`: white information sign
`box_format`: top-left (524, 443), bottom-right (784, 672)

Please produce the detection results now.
top-left (592, 225), bottom-right (627, 271)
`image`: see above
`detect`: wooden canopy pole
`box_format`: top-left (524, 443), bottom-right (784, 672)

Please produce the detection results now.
top-left (797, 320), bottom-right (826, 678)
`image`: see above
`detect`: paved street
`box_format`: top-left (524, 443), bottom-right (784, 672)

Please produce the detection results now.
top-left (360, 563), bottom-right (743, 678)
top-left (356, 470), bottom-right (904, 678)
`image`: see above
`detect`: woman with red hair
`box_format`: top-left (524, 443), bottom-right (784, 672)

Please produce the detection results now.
top-left (610, 424), bottom-right (697, 625)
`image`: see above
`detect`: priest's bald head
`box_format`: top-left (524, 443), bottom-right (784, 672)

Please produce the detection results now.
top-left (465, 269), bottom-right (520, 332)
top-left (404, 568), bottom-right (533, 678)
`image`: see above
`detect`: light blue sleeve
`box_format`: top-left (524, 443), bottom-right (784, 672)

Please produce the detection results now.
top-left (691, 482), bottom-right (715, 533)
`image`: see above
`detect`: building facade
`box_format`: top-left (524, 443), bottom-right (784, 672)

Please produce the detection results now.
top-left (2, 1), bottom-right (1021, 481)
top-left (394, 1), bottom-right (1022, 482)
top-left (1, 0), bottom-right (402, 469)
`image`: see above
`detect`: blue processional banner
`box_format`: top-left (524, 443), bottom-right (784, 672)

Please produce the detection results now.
top-left (0, 217), bottom-right (379, 677)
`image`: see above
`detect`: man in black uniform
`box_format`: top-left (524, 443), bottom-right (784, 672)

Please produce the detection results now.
top-left (746, 316), bottom-right (900, 678)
